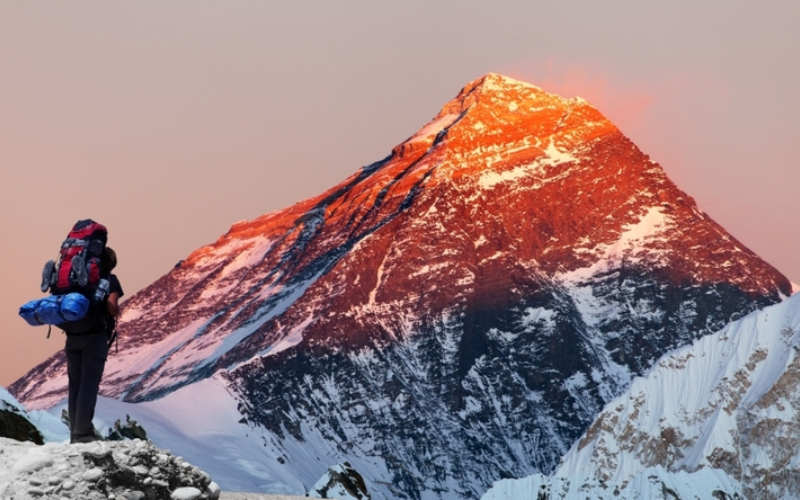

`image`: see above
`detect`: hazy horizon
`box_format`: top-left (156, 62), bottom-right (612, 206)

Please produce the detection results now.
top-left (2, 1), bottom-right (798, 386)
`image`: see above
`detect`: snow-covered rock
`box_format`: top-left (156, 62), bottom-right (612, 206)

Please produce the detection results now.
top-left (308, 462), bottom-right (370, 500)
top-left (0, 386), bottom-right (42, 445)
top-left (0, 437), bottom-right (219, 500)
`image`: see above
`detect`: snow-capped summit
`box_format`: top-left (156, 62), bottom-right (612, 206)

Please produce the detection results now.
top-left (11, 74), bottom-right (792, 499)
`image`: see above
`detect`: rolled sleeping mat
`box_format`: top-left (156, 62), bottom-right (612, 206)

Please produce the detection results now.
top-left (19, 293), bottom-right (90, 326)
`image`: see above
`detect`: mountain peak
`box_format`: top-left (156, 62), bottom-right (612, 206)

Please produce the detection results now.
top-left (469, 72), bottom-right (542, 92)
top-left (397, 73), bottom-right (616, 167)
top-left (449, 72), bottom-right (591, 115)
top-left (11, 74), bottom-right (792, 500)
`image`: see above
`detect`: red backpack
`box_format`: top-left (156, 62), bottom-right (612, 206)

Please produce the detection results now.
top-left (42, 220), bottom-right (108, 296)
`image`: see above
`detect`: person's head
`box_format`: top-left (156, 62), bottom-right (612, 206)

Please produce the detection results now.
top-left (102, 247), bottom-right (117, 272)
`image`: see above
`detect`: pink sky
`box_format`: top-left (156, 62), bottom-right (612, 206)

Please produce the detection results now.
top-left (1, 1), bottom-right (798, 386)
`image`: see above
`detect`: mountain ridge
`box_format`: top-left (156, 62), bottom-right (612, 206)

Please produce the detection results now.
top-left (483, 291), bottom-right (800, 500)
top-left (11, 74), bottom-right (792, 499)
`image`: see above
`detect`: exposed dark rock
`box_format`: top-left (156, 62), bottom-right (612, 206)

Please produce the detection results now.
top-left (308, 462), bottom-right (370, 500)
top-left (0, 407), bottom-right (43, 445)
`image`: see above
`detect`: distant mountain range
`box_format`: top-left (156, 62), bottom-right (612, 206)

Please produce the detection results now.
top-left (484, 291), bottom-right (800, 500)
top-left (11, 74), bottom-right (793, 499)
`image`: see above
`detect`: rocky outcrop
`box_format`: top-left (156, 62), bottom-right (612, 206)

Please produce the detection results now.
top-left (308, 462), bottom-right (370, 500)
top-left (0, 438), bottom-right (220, 500)
top-left (0, 389), bottom-right (43, 445)
top-left (0, 408), bottom-right (43, 445)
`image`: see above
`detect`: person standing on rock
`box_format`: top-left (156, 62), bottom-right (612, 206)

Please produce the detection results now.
top-left (65, 246), bottom-right (124, 443)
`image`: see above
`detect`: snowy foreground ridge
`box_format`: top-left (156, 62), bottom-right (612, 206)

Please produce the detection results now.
top-left (0, 437), bottom-right (221, 500)
top-left (0, 385), bottom-right (349, 500)
top-left (482, 291), bottom-right (800, 500)
top-left (2, 386), bottom-right (224, 499)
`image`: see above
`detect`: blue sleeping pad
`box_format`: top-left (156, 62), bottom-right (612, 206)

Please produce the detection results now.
top-left (19, 293), bottom-right (90, 326)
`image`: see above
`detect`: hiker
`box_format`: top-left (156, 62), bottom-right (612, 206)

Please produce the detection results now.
top-left (64, 246), bottom-right (124, 443)
top-left (18, 219), bottom-right (125, 442)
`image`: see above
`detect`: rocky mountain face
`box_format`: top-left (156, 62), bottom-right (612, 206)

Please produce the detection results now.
top-left (484, 291), bottom-right (800, 500)
top-left (11, 74), bottom-right (792, 499)
top-left (0, 387), bottom-right (43, 445)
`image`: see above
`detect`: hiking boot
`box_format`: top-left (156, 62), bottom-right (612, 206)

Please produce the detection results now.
top-left (41, 260), bottom-right (55, 292)
top-left (71, 434), bottom-right (99, 444)
top-left (71, 426), bottom-right (104, 444)
top-left (71, 255), bottom-right (88, 286)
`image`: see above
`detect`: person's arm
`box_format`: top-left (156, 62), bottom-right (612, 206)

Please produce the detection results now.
top-left (107, 292), bottom-right (121, 317)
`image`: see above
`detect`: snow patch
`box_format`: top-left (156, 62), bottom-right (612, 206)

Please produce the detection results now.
top-left (256, 315), bottom-right (314, 359)
top-left (477, 139), bottom-right (579, 190)
top-left (368, 250), bottom-right (391, 308)
top-left (0, 386), bottom-right (24, 414)
top-left (480, 74), bottom-right (541, 94)
top-left (474, 235), bottom-right (489, 248)
top-left (562, 372), bottom-right (588, 393)
top-left (407, 113), bottom-right (461, 144)
top-left (556, 205), bottom-right (673, 331)
top-left (561, 206), bottom-right (673, 285)
top-left (542, 141), bottom-right (578, 165)
top-left (520, 307), bottom-right (556, 329)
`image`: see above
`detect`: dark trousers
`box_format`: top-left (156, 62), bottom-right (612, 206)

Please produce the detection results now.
top-left (65, 332), bottom-right (109, 441)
